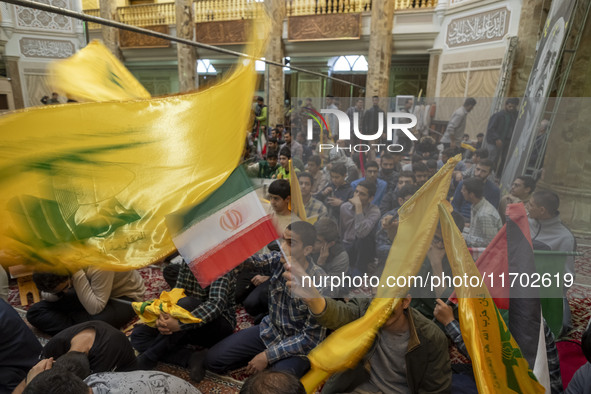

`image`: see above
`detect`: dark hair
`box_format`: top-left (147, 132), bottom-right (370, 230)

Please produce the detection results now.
top-left (298, 171), bottom-right (313, 185)
top-left (307, 155), bottom-right (321, 166)
top-left (357, 179), bottom-right (377, 198)
top-left (276, 124), bottom-right (284, 128)
top-left (32, 272), bottom-right (69, 293)
top-left (426, 159), bottom-right (438, 170)
top-left (473, 148), bottom-right (488, 159)
top-left (266, 151), bottom-right (278, 159)
top-left (398, 170), bottom-right (416, 182)
top-left (55, 352), bottom-right (90, 379)
top-left (284, 130), bottom-right (292, 137)
top-left (516, 175), bottom-right (536, 194)
top-left (380, 152), bottom-right (395, 163)
top-left (476, 133), bottom-right (484, 138)
top-left (240, 370), bottom-right (305, 394)
top-left (330, 163), bottom-right (347, 177)
top-left (410, 154), bottom-right (423, 164)
top-left (23, 368), bottom-right (89, 394)
top-left (464, 98), bottom-right (477, 107)
top-left (279, 147), bottom-right (291, 159)
top-left (412, 162), bottom-right (429, 174)
top-left (478, 158), bottom-right (494, 170)
top-left (287, 221), bottom-right (317, 248)
top-left (506, 98), bottom-right (520, 106)
top-left (326, 94), bottom-right (334, 98)
top-left (463, 177), bottom-right (484, 199)
top-left (372, 95), bottom-right (378, 99)
top-left (268, 179), bottom-right (290, 199)
top-left (366, 160), bottom-right (379, 170)
top-left (442, 148), bottom-right (456, 160)
top-left (256, 96), bottom-right (264, 102)
top-left (532, 190), bottom-right (560, 215)
top-left (268, 137), bottom-right (278, 143)
top-left (314, 217), bottom-right (339, 243)
top-left (398, 184), bottom-right (419, 200)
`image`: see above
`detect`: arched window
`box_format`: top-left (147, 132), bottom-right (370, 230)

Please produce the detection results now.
top-left (197, 59), bottom-right (217, 74)
top-left (329, 55), bottom-right (368, 73)
top-left (255, 58), bottom-right (266, 72)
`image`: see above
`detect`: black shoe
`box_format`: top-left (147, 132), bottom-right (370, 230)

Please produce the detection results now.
top-left (189, 349), bottom-right (208, 382)
top-left (136, 353), bottom-right (158, 370)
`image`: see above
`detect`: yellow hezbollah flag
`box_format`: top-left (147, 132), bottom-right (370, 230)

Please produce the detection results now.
top-left (49, 40), bottom-right (151, 102)
top-left (0, 39), bottom-right (265, 274)
top-left (438, 201), bottom-right (544, 394)
top-left (301, 155), bottom-right (460, 393)
top-left (289, 159), bottom-right (317, 224)
top-left (132, 288), bottom-right (202, 327)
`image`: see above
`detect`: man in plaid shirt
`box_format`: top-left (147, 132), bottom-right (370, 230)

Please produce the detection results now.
top-left (461, 177), bottom-right (502, 247)
top-left (130, 263), bottom-right (235, 373)
top-left (204, 221), bottom-right (328, 379)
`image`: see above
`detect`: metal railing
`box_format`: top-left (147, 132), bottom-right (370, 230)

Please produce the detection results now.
top-left (84, 0), bottom-right (437, 28)
top-left (193, 0), bottom-right (265, 22)
top-left (83, 8), bottom-right (100, 30)
top-left (118, 2), bottom-right (175, 26)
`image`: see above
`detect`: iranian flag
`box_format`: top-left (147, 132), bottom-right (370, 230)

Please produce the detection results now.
top-left (166, 166), bottom-right (278, 287)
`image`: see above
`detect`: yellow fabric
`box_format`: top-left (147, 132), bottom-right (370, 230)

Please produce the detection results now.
top-left (438, 201), bottom-right (544, 394)
top-left (461, 142), bottom-right (476, 152)
top-left (301, 155), bottom-right (460, 393)
top-left (132, 288), bottom-right (202, 327)
top-left (49, 40), bottom-right (151, 102)
top-left (289, 160), bottom-right (317, 224)
top-left (0, 37), bottom-right (266, 274)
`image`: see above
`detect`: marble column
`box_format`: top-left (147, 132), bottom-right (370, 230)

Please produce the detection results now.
top-left (4, 56), bottom-right (24, 109)
top-left (99, 0), bottom-right (123, 61)
top-left (176, 0), bottom-right (197, 92)
top-left (426, 49), bottom-right (442, 99)
top-left (365, 0), bottom-right (395, 100)
top-left (264, 0), bottom-right (286, 128)
top-left (538, 14), bottom-right (591, 236)
top-left (506, 0), bottom-right (548, 98)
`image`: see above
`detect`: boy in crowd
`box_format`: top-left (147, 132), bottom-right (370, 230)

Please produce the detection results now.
top-left (27, 267), bottom-right (145, 335)
top-left (306, 155), bottom-right (328, 195)
top-left (350, 161), bottom-right (388, 206)
top-left (247, 150), bottom-right (279, 179)
top-left (203, 222), bottom-right (328, 380)
top-left (283, 276), bottom-right (451, 393)
top-left (340, 180), bottom-right (380, 276)
top-left (316, 163), bottom-right (353, 221)
top-left (130, 265), bottom-right (235, 374)
top-left (298, 172), bottom-right (328, 220)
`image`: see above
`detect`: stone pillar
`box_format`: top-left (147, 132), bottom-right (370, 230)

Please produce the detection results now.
top-left (365, 0), bottom-right (395, 100)
top-left (99, 0), bottom-right (123, 61)
top-left (264, 0), bottom-right (286, 128)
top-left (538, 14), bottom-right (591, 236)
top-left (506, 0), bottom-right (549, 98)
top-left (4, 56), bottom-right (24, 109)
top-left (426, 49), bottom-right (442, 99)
top-left (176, 0), bottom-right (197, 92)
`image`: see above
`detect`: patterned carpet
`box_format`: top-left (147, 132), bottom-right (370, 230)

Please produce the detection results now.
top-left (7, 238), bottom-right (591, 392)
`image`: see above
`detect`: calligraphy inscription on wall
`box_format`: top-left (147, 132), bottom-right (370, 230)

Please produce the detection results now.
top-left (195, 20), bottom-right (252, 45)
top-left (119, 25), bottom-right (170, 48)
top-left (288, 14), bottom-right (360, 42)
top-left (20, 38), bottom-right (75, 58)
top-left (446, 7), bottom-right (510, 48)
